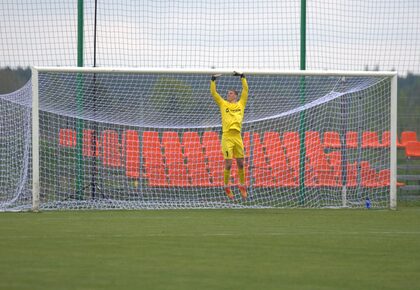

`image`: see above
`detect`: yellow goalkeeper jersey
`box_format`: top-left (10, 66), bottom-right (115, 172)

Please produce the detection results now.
top-left (210, 77), bottom-right (249, 133)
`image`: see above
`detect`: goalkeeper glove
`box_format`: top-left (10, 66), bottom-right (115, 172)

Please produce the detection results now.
top-left (211, 74), bottom-right (222, 81)
top-left (233, 71), bottom-right (245, 78)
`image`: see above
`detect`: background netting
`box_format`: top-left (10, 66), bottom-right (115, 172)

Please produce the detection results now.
top-left (1, 71), bottom-right (392, 209)
top-left (1, 0), bottom-right (417, 210)
top-left (1, 1), bottom-right (419, 73)
top-left (0, 83), bottom-right (32, 210)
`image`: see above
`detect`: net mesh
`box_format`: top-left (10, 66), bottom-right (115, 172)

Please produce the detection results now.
top-left (1, 1), bottom-right (419, 74)
top-left (0, 83), bottom-right (32, 210)
top-left (1, 70), bottom-right (393, 210)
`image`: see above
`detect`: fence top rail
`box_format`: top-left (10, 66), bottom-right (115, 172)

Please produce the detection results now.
top-left (32, 66), bottom-right (398, 77)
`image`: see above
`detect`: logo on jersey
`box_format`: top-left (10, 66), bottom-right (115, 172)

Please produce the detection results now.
top-left (226, 108), bottom-right (241, 113)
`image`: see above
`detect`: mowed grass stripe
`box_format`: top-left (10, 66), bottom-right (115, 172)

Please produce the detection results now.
top-left (0, 208), bottom-right (419, 290)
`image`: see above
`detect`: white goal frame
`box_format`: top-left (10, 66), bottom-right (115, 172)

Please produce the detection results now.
top-left (30, 66), bottom-right (398, 211)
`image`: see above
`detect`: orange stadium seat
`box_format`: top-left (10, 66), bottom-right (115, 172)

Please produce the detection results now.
top-left (59, 128), bottom-right (76, 148)
top-left (362, 131), bottom-right (380, 149)
top-left (346, 131), bottom-right (358, 149)
top-left (405, 141), bottom-right (420, 159)
top-left (346, 162), bottom-right (358, 187)
top-left (379, 131), bottom-right (390, 148)
top-left (202, 131), bottom-right (224, 186)
top-left (182, 132), bottom-right (202, 160)
top-left (102, 130), bottom-right (122, 167)
top-left (360, 161), bottom-right (379, 188)
top-left (308, 150), bottom-right (336, 187)
top-left (182, 132), bottom-right (211, 186)
top-left (142, 131), bottom-right (167, 187)
top-left (323, 131), bottom-right (341, 148)
top-left (247, 132), bottom-right (274, 187)
top-left (305, 139), bottom-right (326, 187)
top-left (162, 131), bottom-right (190, 187)
top-left (124, 130), bottom-right (140, 179)
top-left (305, 131), bottom-right (322, 147)
top-left (399, 131), bottom-right (418, 148)
top-left (283, 132), bottom-right (300, 183)
top-left (326, 151), bottom-right (342, 186)
top-left (305, 131), bottom-right (332, 186)
top-left (264, 132), bottom-right (297, 187)
top-left (378, 169), bottom-right (405, 187)
top-left (378, 169), bottom-right (390, 187)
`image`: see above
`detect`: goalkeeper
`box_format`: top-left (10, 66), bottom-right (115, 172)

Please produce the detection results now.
top-left (210, 71), bottom-right (249, 201)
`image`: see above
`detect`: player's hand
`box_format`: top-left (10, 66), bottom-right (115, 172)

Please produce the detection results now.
top-left (211, 74), bottom-right (222, 81)
top-left (233, 71), bottom-right (245, 78)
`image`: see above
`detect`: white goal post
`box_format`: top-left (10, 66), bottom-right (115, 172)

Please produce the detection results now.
top-left (26, 67), bottom-right (397, 211)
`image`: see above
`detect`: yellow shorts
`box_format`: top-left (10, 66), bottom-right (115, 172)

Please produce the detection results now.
top-left (221, 130), bottom-right (244, 160)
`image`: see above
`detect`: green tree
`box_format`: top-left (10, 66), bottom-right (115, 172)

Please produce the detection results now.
top-left (0, 66), bottom-right (31, 94)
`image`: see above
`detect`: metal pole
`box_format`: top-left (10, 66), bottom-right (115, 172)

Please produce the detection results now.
top-left (91, 0), bottom-right (98, 199)
top-left (298, 0), bottom-right (307, 205)
top-left (76, 0), bottom-right (84, 199)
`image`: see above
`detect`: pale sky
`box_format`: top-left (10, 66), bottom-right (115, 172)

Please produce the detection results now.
top-left (1, 0), bottom-right (419, 75)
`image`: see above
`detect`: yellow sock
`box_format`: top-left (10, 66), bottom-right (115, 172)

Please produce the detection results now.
top-left (238, 168), bottom-right (245, 184)
top-left (224, 169), bottom-right (231, 186)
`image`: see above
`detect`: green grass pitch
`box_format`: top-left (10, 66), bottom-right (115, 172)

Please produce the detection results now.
top-left (1, 208), bottom-right (419, 290)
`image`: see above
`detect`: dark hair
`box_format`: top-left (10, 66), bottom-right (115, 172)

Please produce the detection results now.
top-left (228, 89), bottom-right (238, 96)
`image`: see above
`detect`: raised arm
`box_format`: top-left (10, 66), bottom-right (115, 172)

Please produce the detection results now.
top-left (210, 74), bottom-right (223, 106)
top-left (234, 72), bottom-right (249, 106)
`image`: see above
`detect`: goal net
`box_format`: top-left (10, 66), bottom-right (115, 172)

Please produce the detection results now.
top-left (1, 67), bottom-right (397, 211)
